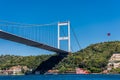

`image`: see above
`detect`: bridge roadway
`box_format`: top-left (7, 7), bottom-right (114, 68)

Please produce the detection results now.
top-left (0, 30), bottom-right (68, 54)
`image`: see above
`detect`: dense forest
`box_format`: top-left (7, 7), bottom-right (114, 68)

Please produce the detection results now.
top-left (0, 54), bottom-right (52, 70)
top-left (54, 41), bottom-right (120, 73)
top-left (1, 41), bottom-right (120, 73)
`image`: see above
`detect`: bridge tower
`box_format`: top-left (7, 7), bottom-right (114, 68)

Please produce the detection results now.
top-left (58, 21), bottom-right (71, 52)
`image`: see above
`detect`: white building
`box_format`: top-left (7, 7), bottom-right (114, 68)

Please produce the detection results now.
top-left (107, 53), bottom-right (120, 70)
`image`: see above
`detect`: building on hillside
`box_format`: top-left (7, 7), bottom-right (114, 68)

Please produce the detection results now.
top-left (9, 65), bottom-right (21, 74)
top-left (109, 53), bottom-right (120, 61)
top-left (45, 70), bottom-right (59, 74)
top-left (107, 53), bottom-right (120, 71)
top-left (0, 65), bottom-right (29, 75)
top-left (8, 65), bottom-right (29, 75)
top-left (76, 68), bottom-right (89, 74)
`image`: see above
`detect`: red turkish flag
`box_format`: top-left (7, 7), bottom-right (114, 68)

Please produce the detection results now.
top-left (107, 33), bottom-right (111, 36)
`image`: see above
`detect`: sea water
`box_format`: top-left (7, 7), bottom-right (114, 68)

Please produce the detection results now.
top-left (0, 74), bottom-right (120, 80)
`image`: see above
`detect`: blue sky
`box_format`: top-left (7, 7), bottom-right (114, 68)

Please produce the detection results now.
top-left (0, 0), bottom-right (120, 56)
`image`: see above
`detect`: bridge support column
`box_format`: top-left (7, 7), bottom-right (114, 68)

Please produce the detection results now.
top-left (58, 21), bottom-right (71, 52)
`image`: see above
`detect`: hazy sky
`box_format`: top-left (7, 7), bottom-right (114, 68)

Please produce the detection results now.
top-left (0, 0), bottom-right (120, 56)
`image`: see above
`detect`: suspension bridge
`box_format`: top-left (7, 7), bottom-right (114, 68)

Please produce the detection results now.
top-left (0, 20), bottom-right (80, 74)
top-left (0, 20), bottom-right (71, 53)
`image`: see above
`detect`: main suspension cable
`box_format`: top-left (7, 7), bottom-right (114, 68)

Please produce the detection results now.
top-left (71, 26), bottom-right (82, 51)
top-left (0, 19), bottom-right (57, 27)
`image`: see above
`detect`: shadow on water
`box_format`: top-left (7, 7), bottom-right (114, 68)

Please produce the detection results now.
top-left (32, 53), bottom-right (68, 74)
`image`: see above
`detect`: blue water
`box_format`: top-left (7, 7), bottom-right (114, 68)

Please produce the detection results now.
top-left (0, 74), bottom-right (120, 80)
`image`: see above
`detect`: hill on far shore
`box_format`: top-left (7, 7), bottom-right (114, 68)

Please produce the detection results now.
top-left (1, 41), bottom-right (120, 73)
top-left (54, 41), bottom-right (120, 73)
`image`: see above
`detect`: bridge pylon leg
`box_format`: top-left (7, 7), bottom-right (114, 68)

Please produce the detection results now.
top-left (58, 21), bottom-right (71, 53)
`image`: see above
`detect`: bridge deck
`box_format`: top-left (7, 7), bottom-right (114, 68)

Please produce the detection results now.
top-left (0, 30), bottom-right (68, 54)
